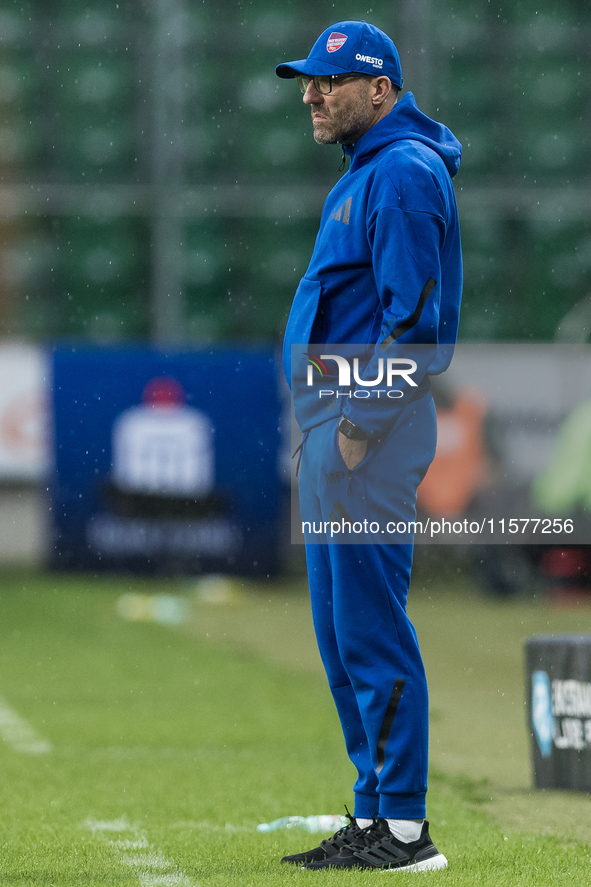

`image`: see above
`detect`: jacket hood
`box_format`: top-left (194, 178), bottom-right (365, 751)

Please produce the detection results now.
top-left (344, 92), bottom-right (461, 177)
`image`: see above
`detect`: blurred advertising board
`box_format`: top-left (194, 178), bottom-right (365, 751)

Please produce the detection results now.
top-left (51, 346), bottom-right (283, 576)
top-left (417, 344), bottom-right (591, 544)
top-left (289, 344), bottom-right (591, 546)
top-left (0, 342), bottom-right (49, 482)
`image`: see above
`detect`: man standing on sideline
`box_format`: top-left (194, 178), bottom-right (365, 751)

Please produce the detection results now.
top-left (275, 21), bottom-right (462, 872)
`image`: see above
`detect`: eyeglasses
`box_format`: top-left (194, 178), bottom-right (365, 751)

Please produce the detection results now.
top-left (296, 73), bottom-right (362, 95)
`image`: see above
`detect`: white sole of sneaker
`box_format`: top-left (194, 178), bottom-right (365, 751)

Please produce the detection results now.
top-left (383, 853), bottom-right (448, 873)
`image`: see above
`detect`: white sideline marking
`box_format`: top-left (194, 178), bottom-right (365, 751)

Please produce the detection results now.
top-left (121, 853), bottom-right (171, 870)
top-left (111, 838), bottom-right (150, 850)
top-left (170, 820), bottom-right (251, 833)
top-left (0, 695), bottom-right (52, 754)
top-left (84, 818), bottom-right (197, 887)
top-left (139, 877), bottom-right (194, 887)
top-left (84, 816), bottom-right (132, 834)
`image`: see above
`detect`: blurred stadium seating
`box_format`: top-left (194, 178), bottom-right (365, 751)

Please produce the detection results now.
top-left (0, 0), bottom-right (589, 343)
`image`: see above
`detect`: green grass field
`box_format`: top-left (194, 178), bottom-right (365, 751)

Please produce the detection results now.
top-left (0, 568), bottom-right (590, 885)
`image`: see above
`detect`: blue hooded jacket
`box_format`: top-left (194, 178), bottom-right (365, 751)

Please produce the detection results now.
top-left (284, 91), bottom-right (463, 436)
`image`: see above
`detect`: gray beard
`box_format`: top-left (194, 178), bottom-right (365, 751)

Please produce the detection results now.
top-left (312, 87), bottom-right (374, 146)
top-left (313, 121), bottom-right (368, 145)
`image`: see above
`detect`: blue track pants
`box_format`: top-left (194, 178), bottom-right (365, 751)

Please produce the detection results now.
top-left (299, 395), bottom-right (436, 819)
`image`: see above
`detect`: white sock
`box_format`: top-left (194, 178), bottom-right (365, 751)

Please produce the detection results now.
top-left (355, 817), bottom-right (373, 829)
top-left (386, 819), bottom-right (424, 843)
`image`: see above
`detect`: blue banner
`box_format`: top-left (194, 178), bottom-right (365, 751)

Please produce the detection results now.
top-left (51, 346), bottom-right (283, 576)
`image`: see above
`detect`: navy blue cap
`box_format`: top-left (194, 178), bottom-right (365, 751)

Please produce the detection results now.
top-left (275, 21), bottom-right (402, 89)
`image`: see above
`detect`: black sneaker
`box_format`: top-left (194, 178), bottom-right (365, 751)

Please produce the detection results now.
top-left (303, 818), bottom-right (448, 871)
top-left (280, 812), bottom-right (375, 865)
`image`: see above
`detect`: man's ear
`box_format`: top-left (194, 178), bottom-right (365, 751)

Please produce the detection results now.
top-left (371, 76), bottom-right (394, 106)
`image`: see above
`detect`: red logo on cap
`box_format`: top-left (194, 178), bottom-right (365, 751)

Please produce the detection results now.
top-left (327, 32), bottom-right (348, 53)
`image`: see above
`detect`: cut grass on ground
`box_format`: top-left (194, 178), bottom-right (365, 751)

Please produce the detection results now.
top-left (0, 571), bottom-right (589, 885)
